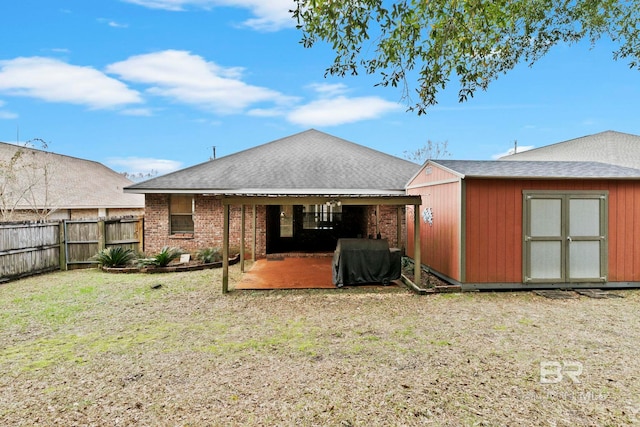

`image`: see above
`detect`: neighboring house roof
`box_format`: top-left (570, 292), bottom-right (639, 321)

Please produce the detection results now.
top-left (0, 141), bottom-right (144, 210)
top-left (427, 159), bottom-right (640, 180)
top-left (126, 129), bottom-right (420, 196)
top-left (500, 130), bottom-right (640, 169)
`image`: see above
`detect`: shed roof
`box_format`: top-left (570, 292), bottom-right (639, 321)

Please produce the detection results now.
top-left (430, 159), bottom-right (640, 179)
top-left (499, 130), bottom-right (640, 169)
top-left (125, 129), bottom-right (420, 195)
top-left (0, 141), bottom-right (144, 210)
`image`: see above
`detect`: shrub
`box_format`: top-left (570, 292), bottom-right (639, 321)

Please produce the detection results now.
top-left (138, 246), bottom-right (184, 268)
top-left (92, 247), bottom-right (136, 268)
top-left (196, 247), bottom-right (222, 264)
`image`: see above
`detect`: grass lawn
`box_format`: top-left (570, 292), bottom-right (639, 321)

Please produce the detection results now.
top-left (1, 266), bottom-right (639, 426)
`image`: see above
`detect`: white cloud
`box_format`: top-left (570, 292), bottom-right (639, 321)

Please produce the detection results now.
top-left (98, 18), bottom-right (129, 28)
top-left (121, 108), bottom-right (154, 116)
top-left (250, 83), bottom-right (400, 126)
top-left (106, 156), bottom-right (183, 175)
top-left (121, 0), bottom-right (294, 31)
top-left (247, 108), bottom-right (284, 118)
top-left (0, 111), bottom-right (18, 119)
top-left (287, 96), bottom-right (400, 126)
top-left (229, 0), bottom-right (295, 31)
top-left (0, 100), bottom-right (17, 119)
top-left (306, 83), bottom-right (350, 97)
top-left (492, 145), bottom-right (535, 159)
top-left (0, 57), bottom-right (142, 109)
top-left (122, 0), bottom-right (197, 11)
top-left (107, 50), bottom-right (296, 114)
top-left (192, 117), bottom-right (223, 126)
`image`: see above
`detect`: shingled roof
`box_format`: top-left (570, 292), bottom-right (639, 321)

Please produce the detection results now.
top-left (126, 129), bottom-right (420, 195)
top-left (500, 130), bottom-right (640, 169)
top-left (0, 141), bottom-right (144, 210)
top-left (431, 159), bottom-right (640, 179)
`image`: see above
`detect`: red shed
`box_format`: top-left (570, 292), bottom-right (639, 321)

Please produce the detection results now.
top-left (406, 160), bottom-right (640, 290)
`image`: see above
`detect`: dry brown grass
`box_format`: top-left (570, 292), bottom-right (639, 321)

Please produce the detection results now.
top-left (1, 266), bottom-right (639, 426)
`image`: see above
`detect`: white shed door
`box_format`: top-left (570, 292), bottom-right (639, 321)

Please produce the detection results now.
top-left (524, 193), bottom-right (607, 284)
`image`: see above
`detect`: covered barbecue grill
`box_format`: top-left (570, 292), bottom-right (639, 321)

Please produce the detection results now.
top-left (332, 238), bottom-right (402, 287)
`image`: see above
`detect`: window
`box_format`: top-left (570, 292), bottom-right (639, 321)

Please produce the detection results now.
top-left (280, 205), bottom-right (293, 238)
top-left (170, 195), bottom-right (194, 234)
top-left (303, 204), bottom-right (342, 230)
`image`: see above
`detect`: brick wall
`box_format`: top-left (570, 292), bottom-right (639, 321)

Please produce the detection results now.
top-left (365, 205), bottom-right (406, 250)
top-left (143, 194), bottom-right (405, 256)
top-left (144, 194), bottom-right (267, 257)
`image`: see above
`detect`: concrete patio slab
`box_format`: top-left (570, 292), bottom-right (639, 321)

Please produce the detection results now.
top-left (235, 257), bottom-right (335, 290)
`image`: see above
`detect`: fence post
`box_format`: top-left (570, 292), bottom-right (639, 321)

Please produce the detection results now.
top-left (98, 220), bottom-right (106, 252)
top-left (59, 221), bottom-right (67, 271)
top-left (136, 217), bottom-right (144, 253)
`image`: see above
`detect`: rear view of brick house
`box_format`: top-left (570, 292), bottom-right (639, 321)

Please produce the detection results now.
top-left (125, 129), bottom-right (422, 259)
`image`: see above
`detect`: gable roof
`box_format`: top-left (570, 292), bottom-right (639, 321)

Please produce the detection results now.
top-left (429, 159), bottom-right (640, 179)
top-left (126, 129), bottom-right (420, 195)
top-left (500, 130), bottom-right (640, 169)
top-left (0, 142), bottom-right (144, 210)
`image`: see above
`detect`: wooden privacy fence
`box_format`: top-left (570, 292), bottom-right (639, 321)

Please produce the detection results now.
top-left (64, 217), bottom-right (143, 269)
top-left (0, 222), bottom-right (62, 282)
top-left (0, 216), bottom-right (143, 282)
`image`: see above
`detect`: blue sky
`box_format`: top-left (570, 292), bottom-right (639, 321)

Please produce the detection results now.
top-left (1, 1), bottom-right (640, 176)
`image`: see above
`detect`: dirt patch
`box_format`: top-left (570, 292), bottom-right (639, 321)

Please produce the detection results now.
top-left (1, 267), bottom-right (639, 425)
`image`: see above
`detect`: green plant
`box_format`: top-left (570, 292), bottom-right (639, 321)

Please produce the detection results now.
top-left (196, 247), bottom-right (222, 264)
top-left (92, 247), bottom-right (136, 268)
top-left (138, 246), bottom-right (184, 268)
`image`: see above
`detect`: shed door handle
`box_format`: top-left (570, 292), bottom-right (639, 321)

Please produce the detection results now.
top-left (567, 236), bottom-right (572, 243)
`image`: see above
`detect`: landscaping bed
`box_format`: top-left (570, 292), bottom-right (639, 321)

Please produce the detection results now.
top-left (101, 253), bottom-right (240, 274)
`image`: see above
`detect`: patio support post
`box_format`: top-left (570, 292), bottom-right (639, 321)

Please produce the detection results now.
top-left (396, 206), bottom-right (403, 251)
top-left (413, 203), bottom-right (421, 286)
top-left (252, 205), bottom-right (256, 262)
top-left (240, 204), bottom-right (245, 273)
top-left (222, 202), bottom-right (230, 294)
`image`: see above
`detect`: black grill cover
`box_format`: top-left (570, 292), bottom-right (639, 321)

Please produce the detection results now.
top-left (332, 238), bottom-right (401, 287)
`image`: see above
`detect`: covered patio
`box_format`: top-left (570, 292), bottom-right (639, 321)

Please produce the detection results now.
top-left (221, 194), bottom-right (422, 292)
